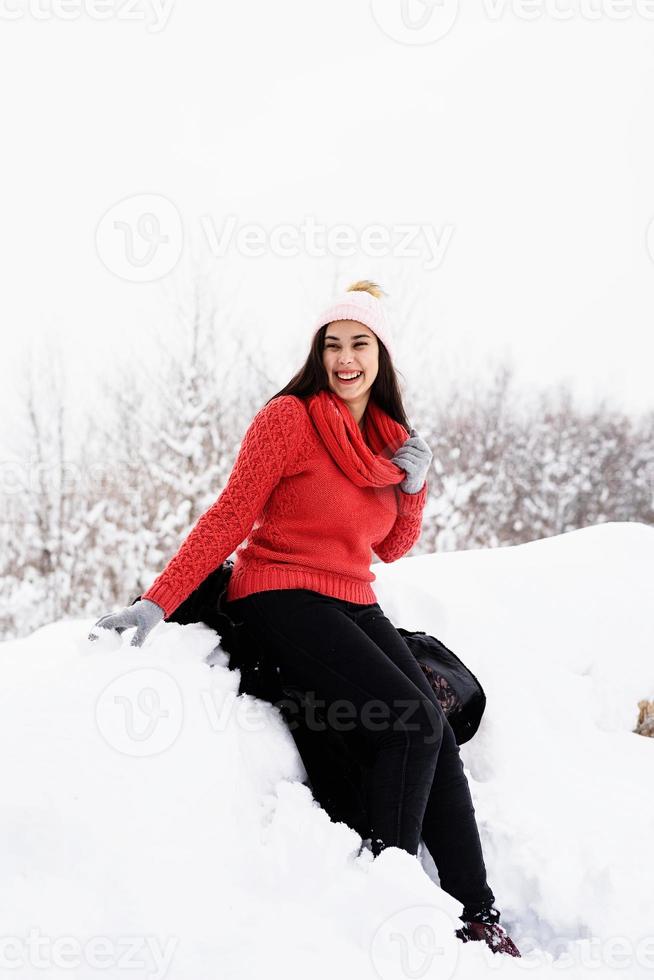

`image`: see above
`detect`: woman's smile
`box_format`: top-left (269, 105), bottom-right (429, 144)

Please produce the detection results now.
top-left (335, 370), bottom-right (363, 385)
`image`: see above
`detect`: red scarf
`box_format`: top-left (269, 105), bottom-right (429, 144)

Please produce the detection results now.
top-left (305, 388), bottom-right (408, 489)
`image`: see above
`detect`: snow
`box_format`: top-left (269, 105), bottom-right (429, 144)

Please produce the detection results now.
top-left (0, 521), bottom-right (652, 978)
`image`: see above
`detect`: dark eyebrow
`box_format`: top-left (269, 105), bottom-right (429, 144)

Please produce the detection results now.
top-left (324, 334), bottom-right (370, 341)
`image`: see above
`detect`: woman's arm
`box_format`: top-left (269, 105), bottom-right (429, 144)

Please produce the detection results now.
top-left (372, 480), bottom-right (428, 563)
top-left (142, 396), bottom-right (303, 618)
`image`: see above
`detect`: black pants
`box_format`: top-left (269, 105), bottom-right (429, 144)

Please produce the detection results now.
top-left (225, 588), bottom-right (495, 910)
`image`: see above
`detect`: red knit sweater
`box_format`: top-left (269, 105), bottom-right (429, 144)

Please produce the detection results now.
top-left (142, 395), bottom-right (428, 618)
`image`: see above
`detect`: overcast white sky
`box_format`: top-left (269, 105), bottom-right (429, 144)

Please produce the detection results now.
top-left (2, 0), bottom-right (654, 448)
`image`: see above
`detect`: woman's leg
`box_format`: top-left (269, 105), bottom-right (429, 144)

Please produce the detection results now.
top-left (351, 603), bottom-right (496, 911)
top-left (225, 588), bottom-right (443, 856)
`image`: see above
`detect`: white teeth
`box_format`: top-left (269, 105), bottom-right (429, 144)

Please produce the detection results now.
top-left (337, 371), bottom-right (362, 380)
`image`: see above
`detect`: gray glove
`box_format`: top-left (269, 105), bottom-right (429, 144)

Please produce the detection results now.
top-left (391, 427), bottom-right (433, 494)
top-left (88, 598), bottom-right (165, 648)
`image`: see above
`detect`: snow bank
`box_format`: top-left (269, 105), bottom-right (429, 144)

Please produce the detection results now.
top-left (0, 521), bottom-right (652, 978)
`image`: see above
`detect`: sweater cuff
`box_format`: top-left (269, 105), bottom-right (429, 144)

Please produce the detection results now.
top-left (395, 479), bottom-right (428, 517)
top-left (141, 582), bottom-right (180, 620)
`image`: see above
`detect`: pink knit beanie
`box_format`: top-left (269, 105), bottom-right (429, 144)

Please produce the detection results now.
top-left (313, 282), bottom-right (396, 361)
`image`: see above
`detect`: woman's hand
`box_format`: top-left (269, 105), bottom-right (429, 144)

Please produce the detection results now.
top-left (391, 427), bottom-right (433, 494)
top-left (88, 598), bottom-right (165, 648)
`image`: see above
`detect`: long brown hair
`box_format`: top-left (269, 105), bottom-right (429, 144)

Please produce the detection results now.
top-left (265, 280), bottom-right (412, 434)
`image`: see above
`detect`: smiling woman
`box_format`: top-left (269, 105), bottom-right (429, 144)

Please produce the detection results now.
top-left (90, 279), bottom-right (518, 956)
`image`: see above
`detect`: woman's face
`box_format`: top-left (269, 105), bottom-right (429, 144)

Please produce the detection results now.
top-left (321, 320), bottom-right (379, 417)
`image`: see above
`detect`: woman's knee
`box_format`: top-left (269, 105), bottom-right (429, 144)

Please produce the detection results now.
top-left (414, 698), bottom-right (443, 748)
top-left (375, 694), bottom-right (443, 751)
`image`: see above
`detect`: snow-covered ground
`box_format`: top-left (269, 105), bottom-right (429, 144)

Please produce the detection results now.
top-left (0, 521), bottom-right (652, 979)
